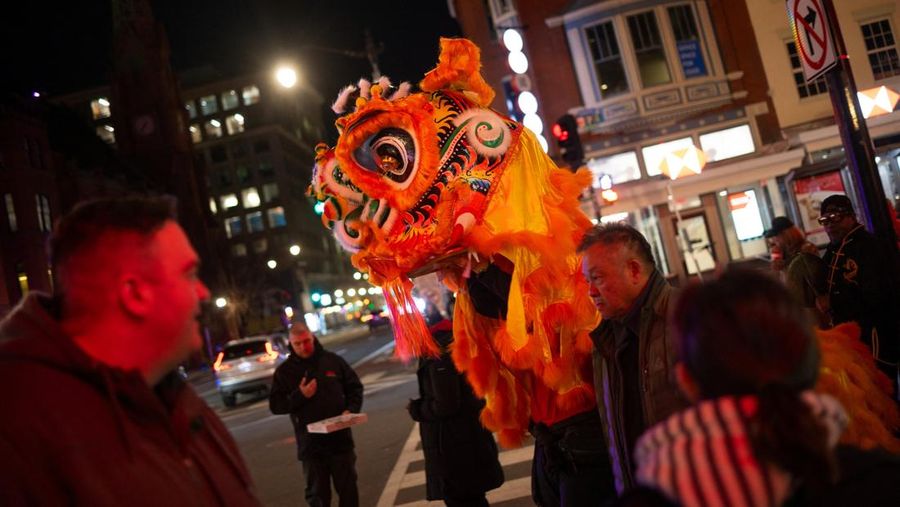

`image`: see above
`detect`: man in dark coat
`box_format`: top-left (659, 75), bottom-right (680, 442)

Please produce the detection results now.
top-left (0, 197), bottom-right (259, 506)
top-left (820, 194), bottom-right (900, 395)
top-left (269, 320), bottom-right (364, 507)
top-left (407, 297), bottom-right (504, 506)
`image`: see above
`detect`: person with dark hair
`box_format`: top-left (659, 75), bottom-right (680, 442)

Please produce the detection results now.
top-left (765, 216), bottom-right (830, 325)
top-left (269, 319), bottom-right (364, 507)
top-left (407, 289), bottom-right (504, 506)
top-left (0, 196), bottom-right (260, 505)
top-left (819, 194), bottom-right (900, 394)
top-left (578, 223), bottom-right (688, 493)
top-left (625, 268), bottom-right (900, 507)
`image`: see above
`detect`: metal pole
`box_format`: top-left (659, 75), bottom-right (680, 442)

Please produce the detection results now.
top-left (821, 0), bottom-right (898, 250)
top-left (668, 182), bottom-right (704, 281)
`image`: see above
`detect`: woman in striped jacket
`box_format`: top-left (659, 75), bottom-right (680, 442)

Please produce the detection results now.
top-left (621, 269), bottom-right (900, 507)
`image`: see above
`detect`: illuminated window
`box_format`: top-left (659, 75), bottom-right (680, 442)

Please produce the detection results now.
top-left (232, 243), bottom-right (247, 257)
top-left (185, 101), bottom-right (197, 119)
top-left (16, 263), bottom-right (28, 297)
top-left (199, 95), bottom-right (218, 115)
top-left (221, 89), bottom-right (239, 111)
top-left (90, 97), bottom-right (111, 119)
top-left (787, 42), bottom-right (827, 98)
top-left (861, 19), bottom-right (900, 80)
top-left (209, 197), bottom-right (217, 214)
top-left (96, 125), bottom-right (115, 144)
top-left (224, 216), bottom-right (243, 238)
top-left (699, 124), bottom-right (755, 162)
top-left (587, 151), bottom-right (641, 185)
top-left (241, 187), bottom-right (260, 208)
top-left (35, 194), bottom-right (51, 232)
top-left (262, 182), bottom-right (279, 202)
top-left (220, 193), bottom-right (239, 210)
top-left (628, 11), bottom-right (671, 87)
top-left (4, 193), bottom-right (17, 232)
top-left (642, 137), bottom-right (693, 176)
top-left (585, 21), bottom-right (628, 98)
top-left (246, 211), bottom-right (264, 233)
top-left (204, 119), bottom-right (223, 139)
top-left (189, 124), bottom-right (202, 143)
top-left (267, 207), bottom-right (287, 228)
top-left (253, 238), bottom-right (268, 253)
top-left (242, 85), bottom-right (260, 105)
top-left (727, 190), bottom-right (765, 240)
top-left (225, 113), bottom-right (245, 135)
top-left (668, 4), bottom-right (707, 78)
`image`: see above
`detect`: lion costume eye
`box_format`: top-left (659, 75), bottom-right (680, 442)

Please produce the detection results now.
top-left (352, 128), bottom-right (417, 184)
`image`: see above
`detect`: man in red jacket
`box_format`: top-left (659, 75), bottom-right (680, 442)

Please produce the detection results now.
top-left (0, 196), bottom-right (259, 506)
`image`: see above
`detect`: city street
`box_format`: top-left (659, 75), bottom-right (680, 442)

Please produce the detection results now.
top-left (190, 326), bottom-right (534, 506)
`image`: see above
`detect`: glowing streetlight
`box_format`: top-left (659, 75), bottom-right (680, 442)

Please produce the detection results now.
top-left (347, 289), bottom-right (357, 297)
top-left (289, 244), bottom-right (301, 256)
top-left (215, 297), bottom-right (228, 308)
top-left (267, 259), bottom-right (277, 269)
top-left (334, 289), bottom-right (344, 298)
top-left (353, 271), bottom-right (362, 280)
top-left (275, 65), bottom-right (298, 88)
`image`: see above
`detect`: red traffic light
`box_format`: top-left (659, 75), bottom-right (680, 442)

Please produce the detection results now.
top-left (552, 123), bottom-right (569, 142)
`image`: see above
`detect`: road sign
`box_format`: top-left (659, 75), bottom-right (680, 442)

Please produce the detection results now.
top-left (786, 0), bottom-right (837, 81)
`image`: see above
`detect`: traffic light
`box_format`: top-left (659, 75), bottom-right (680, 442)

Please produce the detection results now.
top-left (552, 114), bottom-right (584, 169)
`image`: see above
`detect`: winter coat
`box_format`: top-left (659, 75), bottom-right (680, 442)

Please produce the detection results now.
top-left (268, 340), bottom-right (363, 461)
top-left (591, 270), bottom-right (689, 493)
top-left (0, 293), bottom-right (259, 507)
top-left (407, 320), bottom-right (504, 501)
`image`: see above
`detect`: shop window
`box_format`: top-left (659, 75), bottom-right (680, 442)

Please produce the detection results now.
top-left (204, 119), bottom-right (223, 139)
top-left (221, 89), bottom-right (239, 111)
top-left (786, 42), bottom-right (828, 98)
top-left (242, 85), bottom-right (260, 105)
top-left (189, 124), bottom-right (202, 144)
top-left (242, 187), bottom-right (261, 208)
top-left (253, 238), bottom-right (268, 253)
top-left (35, 194), bottom-right (51, 232)
top-left (225, 113), bottom-right (245, 135)
top-left (4, 193), bottom-right (17, 232)
top-left (185, 101), bottom-right (197, 119)
top-left (199, 95), bottom-right (218, 115)
top-left (861, 19), bottom-right (900, 80)
top-left (627, 11), bottom-right (672, 87)
top-left (642, 137), bottom-right (693, 176)
top-left (232, 243), bottom-right (247, 257)
top-left (262, 182), bottom-right (279, 202)
top-left (96, 125), bottom-right (115, 144)
top-left (726, 190), bottom-right (765, 241)
top-left (220, 193), bottom-right (239, 210)
top-left (699, 124), bottom-right (755, 162)
top-left (246, 211), bottom-right (264, 233)
top-left (210, 145), bottom-right (228, 163)
top-left (585, 20), bottom-right (629, 98)
top-left (587, 151), bottom-right (641, 185)
top-left (224, 216), bottom-right (243, 238)
top-left (267, 207), bottom-right (287, 228)
top-left (90, 97), bottom-right (111, 119)
top-left (667, 4), bottom-right (707, 78)
top-left (209, 197), bottom-right (217, 214)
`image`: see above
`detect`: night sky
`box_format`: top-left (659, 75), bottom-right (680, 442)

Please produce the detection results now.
top-left (1, 0), bottom-right (462, 105)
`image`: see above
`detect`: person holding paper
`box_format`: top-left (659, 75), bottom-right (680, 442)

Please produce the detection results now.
top-left (269, 319), bottom-right (363, 507)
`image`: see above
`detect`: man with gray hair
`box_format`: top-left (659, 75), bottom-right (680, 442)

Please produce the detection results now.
top-left (578, 223), bottom-right (687, 494)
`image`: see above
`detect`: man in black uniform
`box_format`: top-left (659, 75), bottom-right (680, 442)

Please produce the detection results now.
top-left (269, 320), bottom-right (364, 507)
top-left (820, 194), bottom-right (900, 395)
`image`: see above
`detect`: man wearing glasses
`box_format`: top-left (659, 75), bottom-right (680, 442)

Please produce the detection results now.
top-left (820, 194), bottom-right (900, 396)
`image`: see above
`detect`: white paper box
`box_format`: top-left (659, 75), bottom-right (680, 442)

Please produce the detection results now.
top-left (306, 413), bottom-right (368, 434)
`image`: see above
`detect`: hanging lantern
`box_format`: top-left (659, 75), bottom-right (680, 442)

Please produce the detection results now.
top-left (659, 145), bottom-right (707, 180)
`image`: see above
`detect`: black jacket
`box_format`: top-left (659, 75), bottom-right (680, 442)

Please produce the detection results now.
top-left (268, 340), bottom-right (363, 460)
top-left (0, 293), bottom-right (259, 506)
top-left (407, 320), bottom-right (504, 501)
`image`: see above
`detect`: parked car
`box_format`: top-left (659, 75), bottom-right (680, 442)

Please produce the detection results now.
top-left (361, 309), bottom-right (391, 330)
top-left (213, 335), bottom-right (287, 407)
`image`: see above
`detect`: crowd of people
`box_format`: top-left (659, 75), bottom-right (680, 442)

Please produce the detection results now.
top-left (1, 194), bottom-right (898, 507)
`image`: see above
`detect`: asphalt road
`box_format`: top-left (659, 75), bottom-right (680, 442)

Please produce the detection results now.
top-left (190, 326), bottom-right (534, 506)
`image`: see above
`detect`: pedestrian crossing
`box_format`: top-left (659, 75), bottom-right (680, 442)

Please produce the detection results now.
top-left (377, 423), bottom-right (535, 507)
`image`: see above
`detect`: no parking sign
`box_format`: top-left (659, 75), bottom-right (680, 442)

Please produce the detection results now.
top-left (786, 0), bottom-right (838, 81)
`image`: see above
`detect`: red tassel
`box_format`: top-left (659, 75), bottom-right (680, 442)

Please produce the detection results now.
top-left (381, 276), bottom-right (440, 361)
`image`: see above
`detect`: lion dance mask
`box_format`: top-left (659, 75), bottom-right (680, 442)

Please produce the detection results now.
top-left (310, 38), bottom-right (600, 446)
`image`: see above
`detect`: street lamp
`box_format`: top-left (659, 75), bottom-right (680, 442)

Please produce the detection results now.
top-left (289, 244), bottom-right (301, 256)
top-left (275, 65), bottom-right (298, 88)
top-left (215, 297), bottom-right (228, 308)
top-left (353, 271), bottom-right (362, 280)
top-left (267, 259), bottom-right (278, 269)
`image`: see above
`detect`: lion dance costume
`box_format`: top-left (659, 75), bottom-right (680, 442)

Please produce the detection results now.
top-left (310, 38), bottom-right (598, 446)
